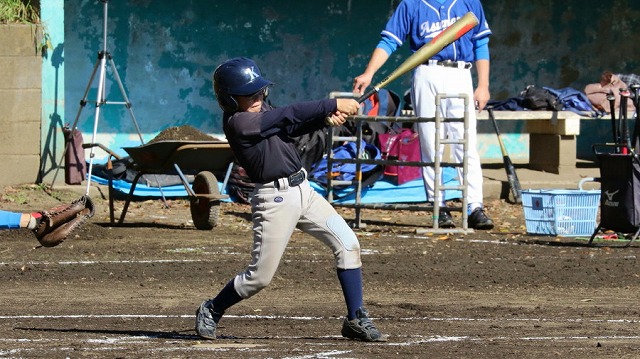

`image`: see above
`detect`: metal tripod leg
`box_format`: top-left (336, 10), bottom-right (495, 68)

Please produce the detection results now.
top-left (103, 55), bottom-right (169, 207)
top-left (50, 53), bottom-right (103, 188)
top-left (107, 54), bottom-right (144, 144)
top-left (83, 51), bottom-right (110, 195)
top-left (50, 50), bottom-right (169, 206)
top-left (50, 0), bottom-right (169, 208)
top-left (587, 224), bottom-right (601, 246)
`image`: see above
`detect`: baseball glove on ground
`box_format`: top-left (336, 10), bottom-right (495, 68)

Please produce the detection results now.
top-left (34, 195), bottom-right (95, 247)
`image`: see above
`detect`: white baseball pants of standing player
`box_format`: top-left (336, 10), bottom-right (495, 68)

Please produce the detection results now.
top-left (411, 63), bottom-right (484, 210)
top-left (232, 171), bottom-right (362, 299)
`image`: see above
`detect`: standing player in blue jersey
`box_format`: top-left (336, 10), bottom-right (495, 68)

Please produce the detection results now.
top-left (195, 57), bottom-right (386, 342)
top-left (353, 0), bottom-right (494, 230)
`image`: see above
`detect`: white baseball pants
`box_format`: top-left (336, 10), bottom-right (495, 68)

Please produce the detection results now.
top-left (233, 172), bottom-right (362, 299)
top-left (412, 64), bottom-right (484, 208)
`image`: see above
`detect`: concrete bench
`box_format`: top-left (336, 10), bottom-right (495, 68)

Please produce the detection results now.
top-left (476, 110), bottom-right (581, 174)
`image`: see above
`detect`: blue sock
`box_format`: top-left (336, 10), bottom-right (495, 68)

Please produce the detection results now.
top-left (337, 268), bottom-right (364, 320)
top-left (210, 279), bottom-right (243, 312)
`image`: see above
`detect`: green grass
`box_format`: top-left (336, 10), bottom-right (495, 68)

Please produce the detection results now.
top-left (0, 0), bottom-right (40, 24)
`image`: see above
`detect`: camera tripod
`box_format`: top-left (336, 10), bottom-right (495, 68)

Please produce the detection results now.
top-left (53, 0), bottom-right (145, 196)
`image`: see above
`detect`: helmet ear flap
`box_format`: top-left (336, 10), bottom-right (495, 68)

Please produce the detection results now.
top-left (217, 93), bottom-right (238, 113)
top-left (213, 75), bottom-right (238, 113)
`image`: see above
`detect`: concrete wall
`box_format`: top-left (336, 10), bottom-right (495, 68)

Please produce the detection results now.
top-left (0, 24), bottom-right (42, 186)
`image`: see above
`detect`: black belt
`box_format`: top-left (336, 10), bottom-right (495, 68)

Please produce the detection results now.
top-left (287, 169), bottom-right (306, 186)
top-left (427, 60), bottom-right (472, 69)
top-left (270, 169), bottom-right (306, 188)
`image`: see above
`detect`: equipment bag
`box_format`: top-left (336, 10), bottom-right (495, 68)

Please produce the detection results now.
top-left (294, 128), bottom-right (327, 173)
top-left (337, 89), bottom-right (402, 144)
top-left (309, 140), bottom-right (382, 190)
top-left (377, 128), bottom-right (422, 185)
top-left (226, 162), bottom-right (256, 205)
top-left (520, 85), bottom-right (562, 111)
top-left (544, 86), bottom-right (598, 116)
top-left (63, 125), bottom-right (86, 185)
top-left (596, 151), bottom-right (640, 233)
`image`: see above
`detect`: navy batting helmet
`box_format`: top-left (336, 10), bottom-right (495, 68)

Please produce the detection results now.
top-left (213, 57), bottom-right (274, 113)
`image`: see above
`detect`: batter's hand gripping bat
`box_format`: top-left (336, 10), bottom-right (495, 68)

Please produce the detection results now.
top-left (488, 107), bottom-right (522, 204)
top-left (356, 12), bottom-right (480, 103)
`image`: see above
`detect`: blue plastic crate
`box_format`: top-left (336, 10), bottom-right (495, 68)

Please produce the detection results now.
top-left (522, 189), bottom-right (600, 237)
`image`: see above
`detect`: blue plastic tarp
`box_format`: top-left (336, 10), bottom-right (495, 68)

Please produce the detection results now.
top-left (89, 167), bottom-right (462, 204)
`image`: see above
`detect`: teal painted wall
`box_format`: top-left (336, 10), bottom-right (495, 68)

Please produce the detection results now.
top-left (62, 1), bottom-right (410, 160)
top-left (485, 1), bottom-right (640, 100)
top-left (40, 0), bottom-right (65, 182)
top-left (56, 0), bottom-right (640, 162)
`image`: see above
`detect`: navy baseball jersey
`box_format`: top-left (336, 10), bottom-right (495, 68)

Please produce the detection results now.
top-left (223, 100), bottom-right (334, 184)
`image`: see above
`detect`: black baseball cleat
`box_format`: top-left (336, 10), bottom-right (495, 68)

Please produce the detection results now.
top-left (468, 208), bottom-right (494, 230)
top-left (341, 307), bottom-right (388, 342)
top-left (195, 300), bottom-right (223, 340)
top-left (438, 209), bottom-right (455, 228)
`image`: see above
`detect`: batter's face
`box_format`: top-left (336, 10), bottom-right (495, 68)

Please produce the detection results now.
top-left (236, 88), bottom-right (266, 112)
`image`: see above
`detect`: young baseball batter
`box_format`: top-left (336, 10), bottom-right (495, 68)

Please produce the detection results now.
top-left (353, 0), bottom-right (494, 230)
top-left (195, 57), bottom-right (386, 342)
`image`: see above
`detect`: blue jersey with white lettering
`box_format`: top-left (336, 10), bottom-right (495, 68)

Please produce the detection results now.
top-left (381, 0), bottom-right (491, 62)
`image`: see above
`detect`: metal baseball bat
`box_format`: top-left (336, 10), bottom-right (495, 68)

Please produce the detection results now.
top-left (620, 88), bottom-right (631, 153)
top-left (607, 90), bottom-right (618, 144)
top-left (488, 107), bottom-right (522, 204)
top-left (356, 12), bottom-right (479, 103)
top-left (630, 84), bottom-right (640, 152)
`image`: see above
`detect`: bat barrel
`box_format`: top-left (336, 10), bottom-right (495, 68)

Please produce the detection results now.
top-left (370, 12), bottom-right (479, 92)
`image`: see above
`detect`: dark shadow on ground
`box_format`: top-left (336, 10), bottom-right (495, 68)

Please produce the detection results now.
top-left (93, 222), bottom-right (195, 230)
top-left (15, 326), bottom-right (200, 340)
top-left (518, 238), bottom-right (637, 248)
top-left (224, 210), bottom-right (252, 222)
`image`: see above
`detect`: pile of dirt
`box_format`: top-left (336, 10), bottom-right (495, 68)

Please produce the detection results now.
top-left (148, 125), bottom-right (222, 143)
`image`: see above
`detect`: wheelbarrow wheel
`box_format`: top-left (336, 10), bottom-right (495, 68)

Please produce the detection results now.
top-left (190, 171), bottom-right (220, 230)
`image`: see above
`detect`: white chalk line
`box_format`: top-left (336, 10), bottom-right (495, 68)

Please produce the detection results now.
top-left (1, 314), bottom-right (639, 357)
top-left (2, 334), bottom-right (640, 357)
top-left (1, 251), bottom-right (635, 267)
top-left (386, 232), bottom-right (639, 249)
top-left (280, 350), bottom-right (352, 359)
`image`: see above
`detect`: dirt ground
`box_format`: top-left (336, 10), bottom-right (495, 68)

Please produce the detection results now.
top-left (0, 183), bottom-right (639, 358)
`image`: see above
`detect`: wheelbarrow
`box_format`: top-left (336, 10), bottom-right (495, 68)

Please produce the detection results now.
top-left (111, 140), bottom-right (235, 229)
